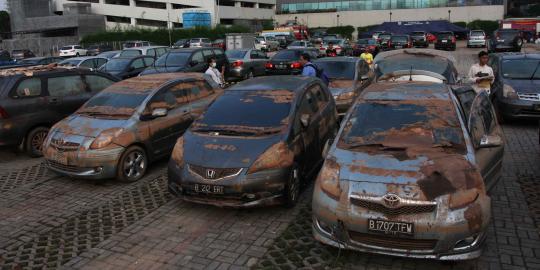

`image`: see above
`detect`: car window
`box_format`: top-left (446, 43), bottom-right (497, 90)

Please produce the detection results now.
top-left (191, 51), bottom-right (204, 64)
top-left (147, 49), bottom-right (156, 57)
top-left (143, 57), bottom-right (155, 66)
top-left (80, 59), bottom-right (95, 68)
top-left (168, 83), bottom-right (191, 105)
top-left (213, 49), bottom-right (224, 56)
top-left (47, 75), bottom-right (86, 96)
top-left (96, 58), bottom-right (107, 67)
top-left (257, 51), bottom-right (267, 59)
top-left (85, 75), bottom-right (115, 92)
top-left (157, 48), bottom-right (167, 56)
top-left (250, 50), bottom-right (259, 59)
top-left (294, 91), bottom-right (317, 135)
top-left (148, 88), bottom-right (178, 111)
top-left (131, 58), bottom-right (145, 69)
top-left (74, 46), bottom-right (82, 49)
top-left (190, 81), bottom-right (213, 100)
top-left (202, 49), bottom-right (214, 58)
top-left (310, 84), bottom-right (328, 109)
top-left (15, 78), bottom-right (42, 98)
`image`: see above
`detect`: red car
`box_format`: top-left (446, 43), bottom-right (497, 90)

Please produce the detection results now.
top-left (212, 39), bottom-right (226, 50)
top-left (427, 33), bottom-right (437, 43)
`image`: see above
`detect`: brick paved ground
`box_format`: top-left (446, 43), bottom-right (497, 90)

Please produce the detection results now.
top-left (0, 43), bottom-right (538, 270)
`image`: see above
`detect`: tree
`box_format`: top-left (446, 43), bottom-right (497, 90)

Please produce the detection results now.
top-left (0, 11), bottom-right (10, 39)
top-left (527, 4), bottom-right (540, 16)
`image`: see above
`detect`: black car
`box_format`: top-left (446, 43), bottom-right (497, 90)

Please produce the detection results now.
top-left (388, 35), bottom-right (412, 50)
top-left (265, 48), bottom-right (319, 75)
top-left (410, 31), bottom-right (430, 48)
top-left (0, 66), bottom-right (119, 156)
top-left (275, 35), bottom-right (295, 48)
top-left (353, 39), bottom-right (379, 57)
top-left (99, 55), bottom-right (155, 80)
top-left (12, 49), bottom-right (35, 61)
top-left (168, 76), bottom-right (339, 208)
top-left (434, 31), bottom-right (457, 51)
top-left (173, 39), bottom-right (190, 48)
top-left (87, 44), bottom-right (114, 56)
top-left (489, 53), bottom-right (540, 122)
top-left (18, 57), bottom-right (64, 66)
top-left (488, 29), bottom-right (523, 53)
top-left (140, 48), bottom-right (228, 76)
top-left (377, 33), bottom-right (392, 51)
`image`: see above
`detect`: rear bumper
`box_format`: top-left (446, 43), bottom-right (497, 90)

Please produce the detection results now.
top-left (266, 69), bottom-right (300, 75)
top-left (467, 40), bottom-right (486, 46)
top-left (434, 43), bottom-right (456, 49)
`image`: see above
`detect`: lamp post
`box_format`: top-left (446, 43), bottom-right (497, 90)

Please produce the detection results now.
top-left (337, 14), bottom-right (340, 27)
top-left (295, 16), bottom-right (298, 24)
top-left (167, 2), bottom-right (172, 47)
top-left (448, 10), bottom-right (451, 22)
top-left (389, 12), bottom-right (392, 22)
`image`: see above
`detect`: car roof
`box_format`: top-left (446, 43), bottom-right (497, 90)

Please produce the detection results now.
top-left (314, 56), bottom-right (359, 63)
top-left (123, 46), bottom-right (167, 50)
top-left (110, 56), bottom-right (150, 60)
top-left (169, 48), bottom-right (211, 53)
top-left (374, 49), bottom-right (457, 67)
top-left (64, 56), bottom-right (106, 61)
top-left (361, 81), bottom-right (451, 101)
top-left (495, 52), bottom-right (540, 60)
top-left (102, 73), bottom-right (209, 93)
top-left (0, 64), bottom-right (85, 77)
top-left (227, 76), bottom-right (317, 93)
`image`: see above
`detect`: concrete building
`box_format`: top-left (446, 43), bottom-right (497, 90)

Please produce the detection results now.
top-left (275, 0), bottom-right (506, 28)
top-left (52, 0), bottom-right (276, 31)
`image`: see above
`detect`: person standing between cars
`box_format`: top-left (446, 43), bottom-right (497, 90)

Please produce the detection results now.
top-left (300, 53), bottom-right (317, 77)
top-left (205, 57), bottom-right (224, 87)
top-left (468, 51), bottom-right (494, 94)
top-left (326, 42), bottom-right (337, 57)
top-left (360, 48), bottom-right (374, 67)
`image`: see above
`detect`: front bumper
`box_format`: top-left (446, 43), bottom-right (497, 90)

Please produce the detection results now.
top-left (167, 159), bottom-right (290, 208)
top-left (467, 40), bottom-right (486, 47)
top-left (498, 98), bottom-right (540, 119)
top-left (0, 119), bottom-right (22, 146)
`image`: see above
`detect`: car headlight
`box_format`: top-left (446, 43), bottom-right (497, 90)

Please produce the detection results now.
top-left (171, 137), bottom-right (184, 167)
top-left (503, 84), bottom-right (518, 99)
top-left (90, 128), bottom-right (123, 149)
top-left (317, 158), bottom-right (341, 200)
top-left (449, 188), bottom-right (479, 210)
top-left (246, 142), bottom-right (294, 174)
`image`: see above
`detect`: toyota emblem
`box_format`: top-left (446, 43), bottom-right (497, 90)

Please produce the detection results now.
top-left (382, 193), bottom-right (401, 208)
top-left (206, 169), bottom-right (216, 179)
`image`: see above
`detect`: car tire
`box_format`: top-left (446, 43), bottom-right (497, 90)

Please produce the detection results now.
top-left (76, 53), bottom-right (80, 57)
top-left (26, 126), bottom-right (49, 158)
top-left (245, 70), bottom-right (254, 80)
top-left (284, 163), bottom-right (301, 208)
top-left (117, 145), bottom-right (147, 182)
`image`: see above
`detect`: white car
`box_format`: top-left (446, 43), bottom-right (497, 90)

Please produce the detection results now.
top-left (59, 45), bottom-right (87, 57)
top-left (189, 38), bottom-right (212, 48)
top-left (118, 46), bottom-right (169, 59)
top-left (255, 36), bottom-right (280, 52)
top-left (287, 40), bottom-right (314, 49)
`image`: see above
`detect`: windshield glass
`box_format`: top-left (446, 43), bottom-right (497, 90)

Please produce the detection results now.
top-left (192, 90), bottom-right (293, 134)
top-left (315, 61), bottom-right (355, 79)
top-left (502, 59), bottom-right (540, 79)
top-left (59, 59), bottom-right (81, 66)
top-left (155, 52), bottom-right (190, 67)
top-left (290, 41), bottom-right (304, 46)
top-left (376, 55), bottom-right (450, 79)
top-left (80, 90), bottom-right (150, 117)
top-left (226, 50), bottom-right (247, 59)
top-left (437, 33), bottom-right (453, 39)
top-left (339, 101), bottom-right (465, 151)
top-left (120, 50), bottom-right (142, 57)
top-left (103, 59), bottom-right (130, 71)
top-left (357, 39), bottom-right (376, 45)
top-left (391, 36), bottom-right (408, 42)
top-left (470, 31), bottom-right (484, 37)
top-left (273, 50), bottom-right (300, 60)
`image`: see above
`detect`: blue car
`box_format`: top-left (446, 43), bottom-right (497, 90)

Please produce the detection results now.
top-left (0, 50), bottom-right (15, 67)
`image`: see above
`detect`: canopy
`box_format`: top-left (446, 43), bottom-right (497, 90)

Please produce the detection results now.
top-left (360, 20), bottom-right (468, 38)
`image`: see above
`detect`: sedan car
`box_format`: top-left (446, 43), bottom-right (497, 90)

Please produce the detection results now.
top-left (487, 29), bottom-right (523, 53)
top-left (265, 48), bottom-right (320, 75)
top-left (353, 39), bottom-right (379, 57)
top-left (388, 35), bottom-right (412, 50)
top-left (59, 45), bottom-right (87, 57)
top-left (59, 56), bottom-right (108, 70)
top-left (467, 30), bottom-right (487, 48)
top-left (313, 81), bottom-right (503, 260)
top-left (313, 57), bottom-right (372, 115)
top-left (43, 73), bottom-right (222, 181)
top-left (99, 56), bottom-right (155, 80)
top-left (319, 39), bottom-right (353, 56)
top-left (410, 31), bottom-right (430, 48)
top-left (434, 32), bottom-right (457, 51)
top-left (225, 49), bottom-right (268, 80)
top-left (489, 53), bottom-right (540, 122)
top-left (11, 49), bottom-right (35, 61)
top-left (168, 76), bottom-right (339, 208)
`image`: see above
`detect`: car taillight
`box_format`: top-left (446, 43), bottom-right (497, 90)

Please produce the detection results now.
top-left (387, 40), bottom-right (392, 47)
top-left (452, 37), bottom-right (456, 43)
top-left (265, 62), bottom-right (273, 69)
top-left (0, 106), bottom-right (9, 119)
top-left (291, 62), bottom-right (302, 69)
top-left (232, 60), bottom-right (243, 67)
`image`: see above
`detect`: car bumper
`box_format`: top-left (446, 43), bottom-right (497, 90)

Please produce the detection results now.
top-left (412, 40), bottom-right (428, 46)
top-left (434, 43), bottom-right (456, 49)
top-left (228, 67), bottom-right (247, 79)
top-left (467, 40), bottom-right (486, 46)
top-left (266, 69), bottom-right (300, 75)
top-left (59, 52), bottom-right (76, 57)
top-left (0, 120), bottom-right (22, 146)
top-left (167, 159), bottom-right (290, 208)
top-left (498, 98), bottom-right (540, 119)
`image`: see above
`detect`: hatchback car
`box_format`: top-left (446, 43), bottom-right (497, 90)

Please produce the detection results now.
top-left (59, 57), bottom-right (108, 70)
top-left (487, 29), bottom-right (523, 53)
top-left (140, 48), bottom-right (228, 76)
top-left (226, 49), bottom-right (268, 80)
top-left (489, 53), bottom-right (540, 121)
top-left (0, 65), bottom-right (118, 156)
top-left (319, 39), bottom-right (353, 56)
top-left (313, 57), bottom-right (372, 116)
top-left (410, 31), bottom-right (429, 48)
top-left (168, 76), bottom-right (339, 208)
top-left (118, 46), bottom-right (169, 59)
top-left (313, 81), bottom-right (503, 260)
top-left (99, 56), bottom-right (155, 80)
top-left (467, 30), bottom-right (487, 48)
top-left (434, 32), bottom-right (457, 51)
top-left (189, 38), bottom-right (212, 48)
top-left (388, 35), bottom-right (412, 50)
top-left (43, 73), bottom-right (222, 181)
top-left (353, 39), bottom-right (379, 57)
top-left (12, 49), bottom-right (35, 61)
top-left (59, 45), bottom-right (88, 57)
top-left (265, 48), bottom-right (320, 75)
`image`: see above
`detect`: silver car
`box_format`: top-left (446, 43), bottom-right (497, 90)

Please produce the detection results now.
top-left (287, 40), bottom-right (314, 49)
top-left (58, 56), bottom-right (108, 70)
top-left (467, 30), bottom-right (486, 48)
top-left (225, 49), bottom-right (268, 80)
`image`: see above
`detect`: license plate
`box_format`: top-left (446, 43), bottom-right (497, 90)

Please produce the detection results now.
top-left (396, 46), bottom-right (402, 49)
top-left (368, 219), bottom-right (414, 236)
top-left (193, 184), bottom-right (224, 194)
top-left (442, 40), bottom-right (448, 43)
top-left (276, 65), bottom-right (287, 69)
top-left (51, 152), bottom-right (67, 165)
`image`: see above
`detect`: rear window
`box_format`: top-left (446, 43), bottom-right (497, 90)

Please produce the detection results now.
top-left (273, 50), bottom-right (300, 60)
top-left (376, 55), bottom-right (451, 79)
top-left (60, 46), bottom-right (73, 50)
top-left (391, 36), bottom-right (408, 42)
top-left (155, 52), bottom-right (190, 67)
top-left (120, 50), bottom-right (142, 57)
top-left (103, 59), bottom-right (130, 71)
top-left (470, 31), bottom-right (485, 37)
top-left (226, 50), bottom-right (247, 59)
top-left (437, 33), bottom-right (453, 39)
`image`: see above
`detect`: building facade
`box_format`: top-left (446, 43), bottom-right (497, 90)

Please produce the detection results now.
top-left (52, 0), bottom-right (276, 30)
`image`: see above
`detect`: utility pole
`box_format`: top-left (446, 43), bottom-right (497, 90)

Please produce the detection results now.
top-left (167, 2), bottom-right (172, 47)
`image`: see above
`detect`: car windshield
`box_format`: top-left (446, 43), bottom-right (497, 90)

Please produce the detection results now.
top-left (470, 31), bottom-right (484, 37)
top-left (192, 90), bottom-right (293, 135)
top-left (357, 39), bottom-right (376, 45)
top-left (273, 50), bottom-right (300, 60)
top-left (376, 55), bottom-right (450, 79)
top-left (19, 58), bottom-right (40, 64)
top-left (120, 50), bottom-right (142, 57)
top-left (103, 59), bottom-right (130, 71)
top-left (502, 59), bottom-right (540, 79)
top-left (391, 36), bottom-right (408, 42)
top-left (155, 52), bottom-right (190, 67)
top-left (226, 50), bottom-right (247, 59)
top-left (437, 33), bottom-right (453, 39)
top-left (339, 101), bottom-right (465, 152)
top-left (315, 61), bottom-right (355, 79)
top-left (59, 59), bottom-right (82, 66)
top-left (290, 41), bottom-right (304, 46)
top-left (80, 90), bottom-right (150, 117)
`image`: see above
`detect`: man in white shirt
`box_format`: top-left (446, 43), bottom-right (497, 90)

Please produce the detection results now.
top-left (468, 51), bottom-right (494, 94)
top-left (205, 57), bottom-right (224, 87)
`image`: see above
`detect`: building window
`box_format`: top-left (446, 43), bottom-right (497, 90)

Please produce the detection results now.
top-left (259, 3), bottom-right (274, 9)
top-left (67, 0), bottom-right (99, 3)
top-left (173, 22), bottom-right (183, 28)
top-left (218, 0), bottom-right (235, 7)
top-left (240, 2), bottom-right (255, 8)
top-left (136, 18), bottom-right (168, 27)
top-left (106, 15), bottom-right (131, 24)
top-left (172, 3), bottom-right (200, 9)
top-left (135, 0), bottom-right (166, 9)
top-left (105, 0), bottom-right (130, 6)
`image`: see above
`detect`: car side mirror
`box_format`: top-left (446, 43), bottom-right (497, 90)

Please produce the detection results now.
top-left (300, 114), bottom-right (310, 128)
top-left (151, 108), bottom-right (168, 118)
top-left (479, 134), bottom-right (503, 148)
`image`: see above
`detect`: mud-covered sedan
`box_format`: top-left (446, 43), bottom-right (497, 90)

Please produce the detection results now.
top-left (43, 73), bottom-right (221, 182)
top-left (168, 76), bottom-right (338, 208)
top-left (312, 81), bottom-right (504, 260)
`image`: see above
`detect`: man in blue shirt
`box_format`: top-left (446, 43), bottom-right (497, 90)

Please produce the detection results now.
top-left (299, 53), bottom-right (317, 77)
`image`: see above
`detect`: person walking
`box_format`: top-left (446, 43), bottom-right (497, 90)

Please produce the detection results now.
top-left (326, 42), bottom-right (337, 57)
top-left (205, 57), bottom-right (224, 87)
top-left (468, 51), bottom-right (494, 94)
top-left (360, 48), bottom-right (374, 67)
top-left (299, 53), bottom-right (317, 77)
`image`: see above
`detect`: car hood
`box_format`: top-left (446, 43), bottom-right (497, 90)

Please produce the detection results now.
top-left (183, 130), bottom-right (285, 169)
top-left (330, 147), bottom-right (484, 201)
top-left (141, 66), bottom-right (185, 75)
top-left (53, 114), bottom-right (129, 138)
top-left (505, 79), bottom-right (540, 94)
top-left (328, 79), bottom-right (354, 96)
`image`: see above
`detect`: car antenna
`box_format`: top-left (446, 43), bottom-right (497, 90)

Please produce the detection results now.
top-left (409, 65), bottom-right (413, 81)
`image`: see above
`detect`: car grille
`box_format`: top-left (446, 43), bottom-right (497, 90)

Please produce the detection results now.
top-left (349, 231), bottom-right (437, 250)
top-left (518, 93), bottom-right (540, 101)
top-left (188, 164), bottom-right (242, 180)
top-left (350, 194), bottom-right (437, 216)
top-left (50, 138), bottom-right (80, 152)
top-left (47, 160), bottom-right (90, 173)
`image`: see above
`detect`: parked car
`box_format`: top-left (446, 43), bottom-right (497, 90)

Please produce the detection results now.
top-left (97, 50), bottom-right (121, 60)
top-left (212, 39), bottom-right (226, 50)
top-left (0, 65), bottom-right (119, 156)
top-left (373, 49), bottom-right (459, 84)
top-left (467, 30), bottom-right (487, 48)
top-left (87, 44), bottom-right (114, 56)
top-left (173, 39), bottom-right (190, 49)
top-left (99, 56), bottom-right (155, 80)
top-left (140, 48), bottom-right (228, 76)
top-left (323, 34), bottom-right (341, 41)
top-left (426, 33), bottom-right (437, 43)
top-left (118, 46), bottom-right (169, 59)
top-left (59, 45), bottom-right (88, 57)
top-left (353, 39), bottom-right (380, 57)
top-left (319, 39), bottom-right (353, 56)
top-left (410, 31), bottom-right (430, 48)
top-left (372, 31), bottom-right (385, 40)
top-left (378, 33), bottom-right (392, 51)
top-left (489, 53), bottom-right (540, 122)
top-left (12, 49), bottom-right (35, 61)
top-left (225, 49), bottom-right (268, 80)
top-left (189, 38), bottom-right (212, 48)
top-left (388, 35), bottom-right (413, 50)
top-left (255, 36), bottom-right (279, 52)
top-left (287, 40), bottom-right (314, 49)
top-left (487, 29), bottom-right (523, 53)
top-left (167, 76), bottom-right (339, 207)
top-left (434, 32), bottom-right (457, 51)
top-left (265, 48), bottom-right (320, 75)
top-left (17, 56), bottom-right (64, 66)
top-left (123, 40), bottom-right (151, 49)
top-left (314, 57), bottom-right (372, 115)
top-left (312, 81), bottom-right (503, 260)
top-left (0, 50), bottom-right (15, 67)
top-left (43, 73), bottom-right (222, 181)
top-left (59, 56), bottom-right (108, 70)
top-left (275, 35), bottom-right (295, 48)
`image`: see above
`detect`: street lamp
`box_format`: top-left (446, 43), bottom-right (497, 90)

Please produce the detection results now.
top-left (295, 16), bottom-right (298, 24)
top-left (337, 14), bottom-right (340, 26)
top-left (389, 12), bottom-right (392, 22)
top-left (448, 10), bottom-right (451, 22)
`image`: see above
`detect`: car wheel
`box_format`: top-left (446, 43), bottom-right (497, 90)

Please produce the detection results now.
top-left (284, 164), bottom-right (301, 208)
top-left (76, 53), bottom-right (80, 57)
top-left (26, 126), bottom-right (49, 157)
top-left (245, 70), bottom-right (254, 80)
top-left (117, 145), bottom-right (147, 182)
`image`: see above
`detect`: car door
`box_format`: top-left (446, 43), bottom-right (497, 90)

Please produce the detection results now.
top-left (309, 84), bottom-right (333, 152)
top-left (95, 58), bottom-right (108, 69)
top-left (291, 89), bottom-right (321, 175)
top-left (79, 59), bottom-right (95, 69)
top-left (45, 73), bottom-right (90, 116)
top-left (187, 51), bottom-right (205, 72)
top-left (126, 58), bottom-right (146, 78)
top-left (488, 56), bottom-right (501, 99)
top-left (468, 92), bottom-right (504, 192)
top-left (6, 77), bottom-right (49, 130)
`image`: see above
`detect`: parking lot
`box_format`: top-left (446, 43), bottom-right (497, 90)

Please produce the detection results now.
top-left (0, 41), bottom-right (539, 270)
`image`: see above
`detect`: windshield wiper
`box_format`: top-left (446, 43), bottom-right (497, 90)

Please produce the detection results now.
top-left (191, 128), bottom-right (257, 136)
top-left (530, 61), bottom-right (540, 80)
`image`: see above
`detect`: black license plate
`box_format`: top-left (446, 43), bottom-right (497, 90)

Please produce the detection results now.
top-left (368, 219), bottom-right (414, 236)
top-left (276, 64), bottom-right (287, 69)
top-left (193, 184), bottom-right (224, 194)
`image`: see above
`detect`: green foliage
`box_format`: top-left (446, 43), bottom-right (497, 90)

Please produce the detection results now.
top-left (326, 25), bottom-right (355, 39)
top-left (81, 25), bottom-right (250, 46)
top-left (453, 21), bottom-right (467, 28)
top-left (466, 20), bottom-right (499, 35)
top-left (527, 4), bottom-right (540, 16)
top-left (0, 11), bottom-right (10, 38)
top-left (357, 25), bottom-right (377, 36)
top-left (262, 20), bottom-right (275, 31)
